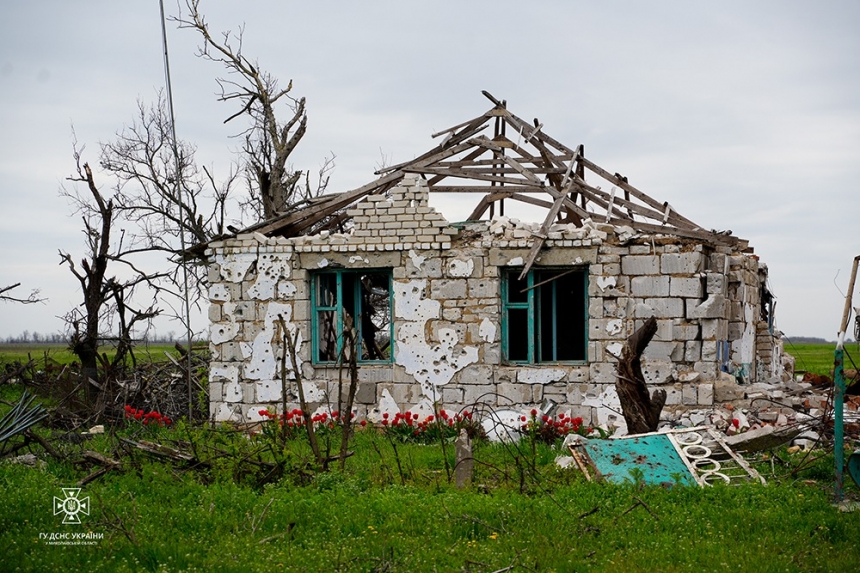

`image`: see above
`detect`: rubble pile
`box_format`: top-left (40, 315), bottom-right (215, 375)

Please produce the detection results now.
top-left (663, 372), bottom-right (860, 452)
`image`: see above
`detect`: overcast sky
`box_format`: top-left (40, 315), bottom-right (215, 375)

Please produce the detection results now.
top-left (1, 1), bottom-right (858, 342)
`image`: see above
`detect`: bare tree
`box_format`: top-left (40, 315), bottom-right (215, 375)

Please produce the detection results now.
top-left (0, 283), bottom-right (44, 304)
top-left (60, 146), bottom-right (163, 388)
top-left (101, 95), bottom-right (233, 251)
top-left (174, 0), bottom-right (332, 221)
top-left (56, 1), bottom-right (334, 391)
top-left (99, 94), bottom-right (240, 308)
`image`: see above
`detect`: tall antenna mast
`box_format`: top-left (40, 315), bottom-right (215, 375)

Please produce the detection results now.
top-left (159, 0), bottom-right (195, 423)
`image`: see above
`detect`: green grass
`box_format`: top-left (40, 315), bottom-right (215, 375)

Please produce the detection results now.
top-left (0, 343), bottom-right (186, 367)
top-left (783, 341), bottom-right (860, 376)
top-left (2, 416), bottom-right (860, 572)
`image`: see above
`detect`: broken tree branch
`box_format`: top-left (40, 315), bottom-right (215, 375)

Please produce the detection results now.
top-left (615, 316), bottom-right (666, 434)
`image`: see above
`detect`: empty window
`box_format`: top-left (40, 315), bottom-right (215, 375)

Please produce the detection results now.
top-left (312, 270), bottom-right (392, 364)
top-left (502, 268), bottom-right (588, 363)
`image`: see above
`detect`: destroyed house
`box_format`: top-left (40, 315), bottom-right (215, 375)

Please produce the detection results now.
top-left (204, 92), bottom-right (792, 429)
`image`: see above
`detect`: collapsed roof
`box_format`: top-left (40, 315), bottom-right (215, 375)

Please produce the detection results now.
top-left (235, 91), bottom-right (745, 276)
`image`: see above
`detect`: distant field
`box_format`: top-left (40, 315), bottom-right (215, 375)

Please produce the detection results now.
top-left (0, 343), bottom-right (189, 366)
top-left (783, 341), bottom-right (860, 376)
top-left (2, 342), bottom-right (853, 377)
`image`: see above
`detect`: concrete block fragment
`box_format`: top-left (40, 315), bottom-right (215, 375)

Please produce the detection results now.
top-left (568, 368), bottom-right (590, 382)
top-left (701, 319), bottom-right (728, 340)
top-left (642, 341), bottom-right (679, 362)
top-left (686, 295), bottom-right (727, 319)
top-left (588, 319), bottom-right (625, 340)
top-left (714, 374), bottom-right (745, 402)
top-left (673, 323), bottom-right (699, 341)
top-left (706, 272), bottom-right (726, 294)
top-left (725, 425), bottom-right (801, 453)
top-left (693, 361), bottom-right (717, 378)
top-left (458, 365), bottom-right (493, 386)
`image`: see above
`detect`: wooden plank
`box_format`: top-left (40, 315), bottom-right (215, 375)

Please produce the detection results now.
top-left (429, 185), bottom-right (546, 193)
top-left (613, 219), bottom-right (740, 245)
top-left (428, 147), bottom-right (491, 185)
top-left (470, 137), bottom-right (544, 185)
top-left (498, 109), bottom-right (577, 155)
top-left (407, 139), bottom-right (486, 170)
top-left (431, 112), bottom-right (492, 138)
top-left (579, 157), bottom-right (702, 229)
top-left (422, 166), bottom-right (547, 179)
top-left (519, 185), bottom-right (570, 280)
top-left (466, 192), bottom-right (512, 221)
top-left (506, 193), bottom-right (556, 210)
top-left (434, 160), bottom-right (566, 173)
top-left (254, 171), bottom-right (403, 236)
top-left (572, 180), bottom-right (677, 226)
top-left (408, 166), bottom-right (535, 187)
top-left (376, 118), bottom-right (489, 174)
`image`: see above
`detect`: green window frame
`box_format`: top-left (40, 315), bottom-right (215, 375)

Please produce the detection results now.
top-left (312, 269), bottom-right (393, 364)
top-left (501, 267), bottom-right (588, 363)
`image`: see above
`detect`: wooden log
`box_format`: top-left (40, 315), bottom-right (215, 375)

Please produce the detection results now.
top-left (615, 316), bottom-right (666, 434)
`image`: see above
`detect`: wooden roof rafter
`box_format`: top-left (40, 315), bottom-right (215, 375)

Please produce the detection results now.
top-left (218, 91), bottom-right (741, 261)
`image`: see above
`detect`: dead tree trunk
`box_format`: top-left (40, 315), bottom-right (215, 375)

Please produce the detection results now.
top-left (615, 316), bottom-right (666, 434)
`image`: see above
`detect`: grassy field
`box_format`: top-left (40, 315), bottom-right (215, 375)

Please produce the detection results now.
top-left (2, 343), bottom-right (859, 571)
top-left (1, 403), bottom-right (859, 572)
top-left (0, 343), bottom-right (192, 367)
top-left (783, 341), bottom-right (860, 376)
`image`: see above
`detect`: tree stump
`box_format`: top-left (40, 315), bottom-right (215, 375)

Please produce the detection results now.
top-left (454, 429), bottom-right (473, 489)
top-left (615, 316), bottom-right (666, 434)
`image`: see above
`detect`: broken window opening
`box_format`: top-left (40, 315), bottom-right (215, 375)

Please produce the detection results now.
top-left (760, 283), bottom-right (775, 333)
top-left (502, 267), bottom-right (588, 363)
top-left (312, 269), bottom-right (392, 364)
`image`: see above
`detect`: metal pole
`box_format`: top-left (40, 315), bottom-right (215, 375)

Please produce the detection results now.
top-left (159, 0), bottom-right (195, 423)
top-left (834, 255), bottom-right (859, 503)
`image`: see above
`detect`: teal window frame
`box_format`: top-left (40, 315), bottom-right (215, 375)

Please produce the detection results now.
top-left (501, 267), bottom-right (589, 364)
top-left (311, 269), bottom-right (393, 365)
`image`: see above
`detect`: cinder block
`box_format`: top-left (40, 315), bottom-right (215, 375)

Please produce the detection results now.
top-left (621, 255), bottom-right (660, 275)
top-left (208, 303), bottom-right (222, 322)
top-left (661, 252), bottom-right (702, 274)
top-left (442, 386), bottom-right (465, 404)
top-left (686, 295), bottom-right (727, 319)
top-left (355, 383), bottom-right (377, 404)
top-left (664, 386), bottom-right (682, 405)
top-left (462, 384), bottom-right (495, 405)
top-left (698, 383), bottom-right (714, 406)
top-left (682, 385), bottom-right (697, 405)
top-left (670, 277), bottom-right (703, 298)
top-left (589, 362), bottom-right (617, 384)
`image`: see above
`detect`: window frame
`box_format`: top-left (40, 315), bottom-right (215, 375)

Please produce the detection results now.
top-left (501, 266), bottom-right (589, 364)
top-left (310, 268), bottom-right (394, 365)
